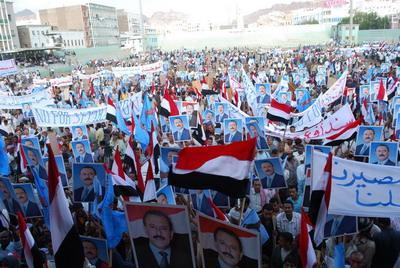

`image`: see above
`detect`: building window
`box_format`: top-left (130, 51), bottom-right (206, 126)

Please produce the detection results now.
top-left (67, 40), bottom-right (70, 46)
top-left (42, 43), bottom-right (44, 47)
top-left (7, 14), bottom-right (11, 21)
top-left (34, 43), bottom-right (37, 47)
top-left (32, 30), bottom-right (35, 35)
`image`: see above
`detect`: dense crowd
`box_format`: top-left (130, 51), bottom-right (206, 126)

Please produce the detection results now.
top-left (0, 43), bottom-right (400, 268)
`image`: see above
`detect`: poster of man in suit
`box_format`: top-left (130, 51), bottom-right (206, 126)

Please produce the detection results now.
top-left (72, 125), bottom-right (89, 141)
top-left (125, 202), bottom-right (196, 268)
top-left (197, 213), bottom-right (260, 268)
top-left (214, 103), bottom-right (229, 124)
top-left (354, 126), bottom-right (383, 157)
top-left (223, 119), bottom-right (243, 144)
top-left (22, 145), bottom-right (48, 180)
top-left (80, 236), bottom-right (109, 268)
top-left (21, 102), bottom-right (33, 118)
top-left (182, 102), bottom-right (199, 128)
top-left (73, 163), bottom-right (105, 202)
top-left (255, 84), bottom-right (271, 104)
top-left (246, 122), bottom-right (268, 150)
top-left (323, 214), bottom-right (358, 238)
top-left (12, 184), bottom-right (42, 218)
top-left (71, 140), bottom-right (94, 163)
top-left (21, 137), bottom-right (41, 152)
top-left (169, 115), bottom-right (192, 142)
top-left (369, 142), bottom-right (398, 166)
top-left (255, 158), bottom-right (287, 189)
top-left (0, 177), bottom-right (22, 215)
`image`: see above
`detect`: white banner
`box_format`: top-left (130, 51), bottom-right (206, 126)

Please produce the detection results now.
top-left (0, 59), bottom-right (18, 77)
top-left (32, 106), bottom-right (107, 127)
top-left (112, 62), bottom-right (163, 77)
top-left (0, 89), bottom-right (53, 109)
top-left (329, 155), bottom-right (400, 217)
top-left (266, 104), bottom-right (355, 140)
top-left (51, 76), bottom-right (73, 87)
top-left (292, 71), bottom-right (347, 131)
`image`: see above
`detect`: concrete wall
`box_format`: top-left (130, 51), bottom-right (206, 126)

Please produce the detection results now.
top-left (158, 25), bottom-right (333, 50)
top-left (39, 6), bottom-right (85, 31)
top-left (358, 28), bottom-right (400, 43)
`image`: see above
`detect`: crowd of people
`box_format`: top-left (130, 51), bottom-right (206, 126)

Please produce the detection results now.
top-left (0, 42), bottom-right (399, 268)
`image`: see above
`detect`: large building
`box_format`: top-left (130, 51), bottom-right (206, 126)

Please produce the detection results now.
top-left (0, 1), bottom-right (20, 51)
top-left (39, 3), bottom-right (119, 47)
top-left (117, 9), bottom-right (141, 35)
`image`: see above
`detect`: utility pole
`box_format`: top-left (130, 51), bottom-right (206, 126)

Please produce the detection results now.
top-left (349, 0), bottom-right (354, 45)
top-left (138, 0), bottom-right (145, 50)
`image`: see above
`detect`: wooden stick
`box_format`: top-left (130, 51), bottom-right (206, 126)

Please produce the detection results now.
top-left (238, 197), bottom-right (246, 226)
top-left (109, 248), bottom-right (113, 267)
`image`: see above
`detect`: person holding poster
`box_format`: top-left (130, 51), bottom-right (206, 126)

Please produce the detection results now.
top-left (13, 184), bottom-right (41, 218)
top-left (169, 116), bottom-right (191, 142)
top-left (255, 158), bottom-right (286, 189)
top-left (198, 213), bottom-right (260, 268)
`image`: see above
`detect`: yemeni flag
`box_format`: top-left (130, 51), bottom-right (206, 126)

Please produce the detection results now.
top-left (323, 117), bottom-right (362, 146)
top-left (17, 212), bottom-right (44, 268)
top-left (110, 148), bottom-right (139, 200)
top-left (169, 138), bottom-right (256, 198)
top-left (47, 144), bottom-right (85, 267)
top-left (309, 151), bottom-right (332, 246)
top-left (143, 161), bottom-right (156, 202)
top-left (299, 209), bottom-right (317, 268)
top-left (160, 89), bottom-right (179, 117)
top-left (267, 99), bottom-right (292, 124)
top-left (18, 138), bottom-right (28, 174)
top-left (106, 97), bottom-right (117, 124)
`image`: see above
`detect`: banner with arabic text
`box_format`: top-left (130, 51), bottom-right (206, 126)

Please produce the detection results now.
top-left (112, 62), bottom-right (163, 77)
top-left (0, 89), bottom-right (53, 109)
top-left (329, 154), bottom-right (400, 217)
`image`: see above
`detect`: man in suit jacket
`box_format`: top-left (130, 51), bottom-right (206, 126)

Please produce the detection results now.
top-left (133, 210), bottom-right (194, 268)
top-left (14, 187), bottom-right (41, 217)
top-left (247, 123), bottom-right (268, 150)
top-left (172, 117), bottom-right (191, 141)
top-left (74, 142), bottom-right (94, 163)
top-left (224, 120), bottom-right (242, 144)
top-left (26, 149), bottom-right (48, 180)
top-left (203, 227), bottom-right (258, 268)
top-left (191, 191), bottom-right (214, 217)
top-left (0, 180), bottom-right (22, 215)
top-left (324, 215), bottom-right (357, 237)
top-left (270, 232), bottom-right (300, 267)
top-left (73, 127), bottom-right (88, 141)
top-left (372, 143), bottom-right (396, 166)
top-left (82, 239), bottom-right (108, 268)
top-left (355, 128), bottom-right (376, 156)
top-left (215, 104), bottom-right (228, 123)
top-left (182, 104), bottom-right (198, 128)
top-left (256, 85), bottom-right (270, 104)
top-left (260, 161), bottom-right (286, 188)
top-left (74, 166), bottom-right (105, 202)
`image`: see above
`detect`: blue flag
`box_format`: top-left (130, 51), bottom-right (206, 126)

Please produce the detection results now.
top-left (116, 107), bottom-right (132, 136)
top-left (0, 137), bottom-right (9, 176)
top-left (334, 242), bottom-right (345, 268)
top-left (133, 114), bottom-right (150, 150)
top-left (140, 94), bottom-right (158, 131)
top-left (98, 175), bottom-right (128, 248)
top-left (32, 172), bottom-right (50, 228)
top-left (241, 209), bottom-right (269, 245)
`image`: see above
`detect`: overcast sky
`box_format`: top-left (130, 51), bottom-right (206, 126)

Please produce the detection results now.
top-left (13, 0), bottom-right (310, 23)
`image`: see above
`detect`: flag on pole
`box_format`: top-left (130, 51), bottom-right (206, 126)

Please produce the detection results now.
top-left (267, 99), bottom-right (292, 124)
top-left (169, 138), bottom-right (256, 198)
top-left (299, 209), bottom-right (317, 268)
top-left (143, 161), bottom-right (156, 202)
top-left (309, 152), bottom-right (332, 246)
top-left (17, 212), bottom-right (45, 268)
top-left (160, 89), bottom-right (179, 117)
top-left (47, 144), bottom-right (85, 267)
top-left (106, 97), bottom-right (117, 124)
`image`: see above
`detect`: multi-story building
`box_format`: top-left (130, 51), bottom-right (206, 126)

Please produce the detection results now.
top-left (0, 1), bottom-right (20, 51)
top-left (17, 24), bottom-right (85, 49)
top-left (117, 10), bottom-right (141, 35)
top-left (39, 3), bottom-right (119, 47)
top-left (17, 24), bottom-right (51, 48)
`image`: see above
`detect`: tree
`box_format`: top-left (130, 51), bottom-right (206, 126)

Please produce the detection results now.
top-left (340, 12), bottom-right (390, 30)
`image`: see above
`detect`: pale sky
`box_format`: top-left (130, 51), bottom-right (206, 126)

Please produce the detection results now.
top-left (12, 0), bottom-right (310, 23)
